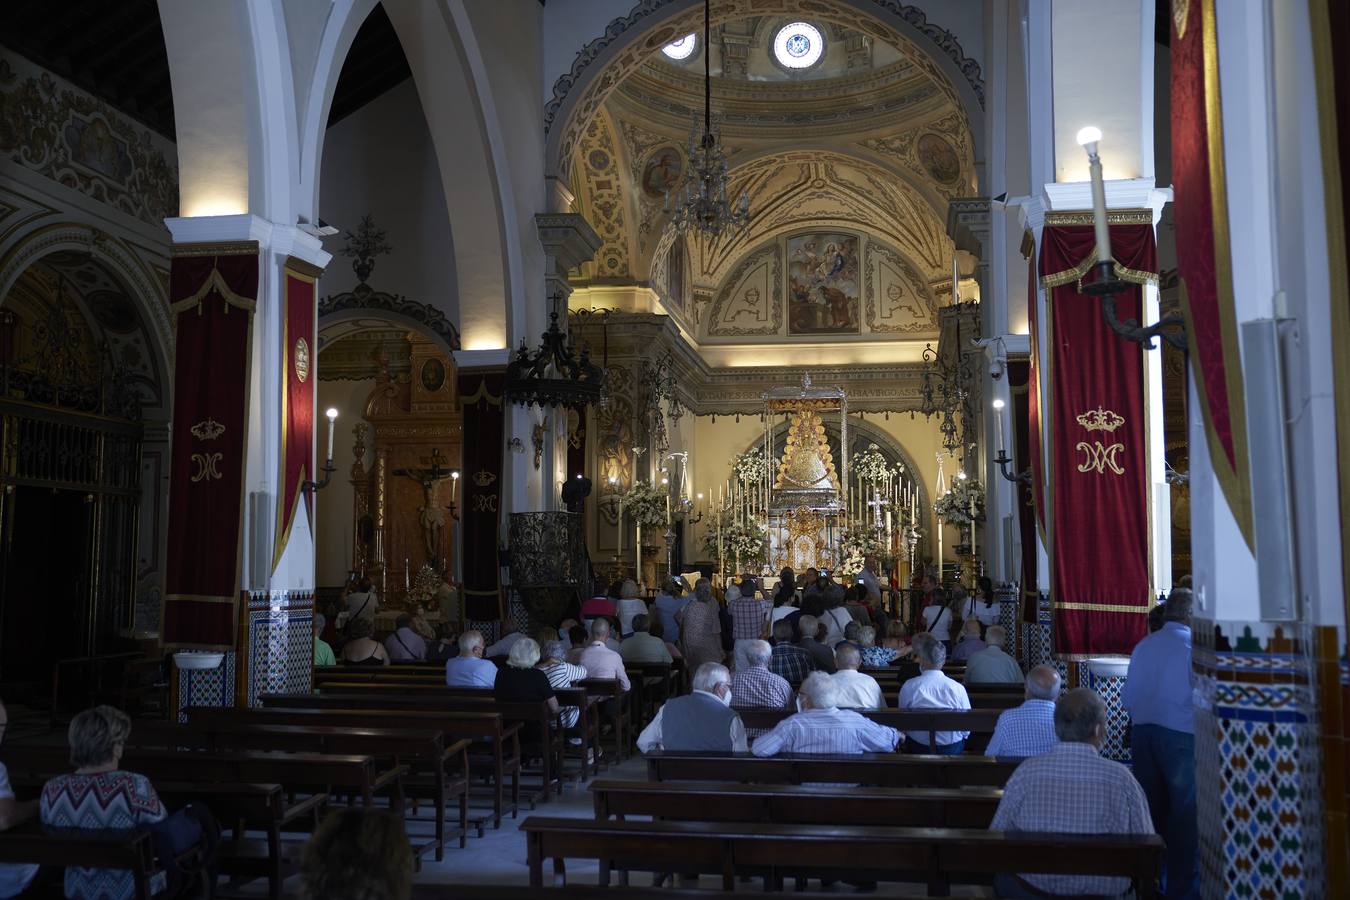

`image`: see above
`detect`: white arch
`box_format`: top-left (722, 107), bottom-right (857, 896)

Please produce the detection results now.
top-left (0, 222), bottom-right (173, 386)
top-left (299, 0), bottom-right (524, 352)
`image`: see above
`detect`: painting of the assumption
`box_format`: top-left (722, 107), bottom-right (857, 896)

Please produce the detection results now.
top-left (787, 233), bottom-right (860, 334)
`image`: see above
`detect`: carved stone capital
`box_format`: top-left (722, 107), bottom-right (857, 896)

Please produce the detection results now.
top-left (535, 213), bottom-right (603, 275)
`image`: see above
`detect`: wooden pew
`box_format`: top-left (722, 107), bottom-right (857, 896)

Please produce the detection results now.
top-left (591, 779), bottom-right (1001, 828)
top-left (553, 687), bottom-right (602, 779)
top-left (643, 750), bottom-right (1021, 788)
top-left (1, 755), bottom-right (319, 900)
top-left (518, 816), bottom-right (1164, 896)
top-left (224, 703), bottom-right (520, 832)
top-left (274, 686), bottom-right (562, 803)
top-left (575, 677), bottom-right (632, 763)
top-left (412, 887), bottom-right (778, 900)
top-left (0, 824), bottom-right (157, 900)
top-left (732, 708), bottom-right (1005, 753)
top-left (132, 720), bottom-right (467, 861)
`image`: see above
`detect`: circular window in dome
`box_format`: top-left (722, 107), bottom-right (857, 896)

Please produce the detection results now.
top-left (773, 22), bottom-right (824, 69)
top-left (662, 33), bottom-right (698, 60)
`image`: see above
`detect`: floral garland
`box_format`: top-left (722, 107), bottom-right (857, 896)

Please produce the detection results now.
top-left (852, 443), bottom-right (892, 484)
top-left (933, 478), bottom-right (986, 524)
top-left (732, 451), bottom-right (772, 485)
top-left (621, 480), bottom-right (668, 529)
top-left (837, 548), bottom-right (867, 579)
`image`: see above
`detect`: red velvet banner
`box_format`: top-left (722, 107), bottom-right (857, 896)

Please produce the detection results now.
top-left (273, 264), bottom-right (317, 571)
top-left (1025, 257), bottom-right (1046, 625)
top-left (1039, 223), bottom-right (1155, 657)
top-left (458, 372), bottom-right (504, 622)
top-left (1008, 359), bottom-right (1037, 623)
top-left (163, 251), bottom-right (257, 649)
top-left (1171, 0), bottom-right (1252, 545)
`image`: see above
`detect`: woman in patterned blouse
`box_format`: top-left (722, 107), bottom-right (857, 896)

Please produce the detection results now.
top-left (40, 706), bottom-right (167, 900)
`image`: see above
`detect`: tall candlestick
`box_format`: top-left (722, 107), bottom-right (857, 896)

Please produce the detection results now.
top-left (617, 498), bottom-right (624, 559)
top-left (969, 494), bottom-right (977, 562)
top-left (1077, 126), bottom-right (1113, 263)
top-left (404, 559), bottom-right (410, 591)
top-left (325, 408), bottom-right (337, 460)
top-left (937, 522), bottom-right (943, 582)
top-left (635, 522), bottom-right (641, 586)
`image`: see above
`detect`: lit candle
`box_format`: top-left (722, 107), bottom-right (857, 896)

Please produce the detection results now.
top-left (325, 408), bottom-right (338, 460)
top-left (635, 522), bottom-right (641, 584)
top-left (992, 397), bottom-right (1006, 453)
top-left (450, 470), bottom-right (460, 502)
top-left (1076, 126), bottom-right (1113, 264)
top-left (937, 520), bottom-right (943, 581)
top-left (404, 559), bottom-right (410, 591)
top-left (969, 493), bottom-right (977, 561)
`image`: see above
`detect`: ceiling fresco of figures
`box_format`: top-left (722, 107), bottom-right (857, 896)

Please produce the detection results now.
top-left (566, 4), bottom-right (975, 354)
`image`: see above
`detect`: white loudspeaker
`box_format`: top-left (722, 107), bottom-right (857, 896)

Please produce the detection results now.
top-left (248, 491), bottom-right (273, 592)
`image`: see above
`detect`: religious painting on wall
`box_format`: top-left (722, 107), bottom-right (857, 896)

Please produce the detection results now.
top-left (787, 232), bottom-right (860, 335)
top-left (641, 146), bottom-right (682, 198)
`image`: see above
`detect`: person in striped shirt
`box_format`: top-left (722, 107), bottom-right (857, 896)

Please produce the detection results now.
top-left (751, 672), bottom-right (900, 756)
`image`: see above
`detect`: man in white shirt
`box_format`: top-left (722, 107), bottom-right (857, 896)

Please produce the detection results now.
top-left (384, 613), bottom-right (427, 662)
top-left (829, 644), bottom-right (884, 709)
top-left (575, 618), bottom-right (631, 691)
top-left (752, 672), bottom-right (900, 756)
top-left (637, 663), bottom-right (747, 753)
top-left (856, 557), bottom-right (883, 605)
top-left (444, 631), bottom-right (499, 687)
top-left (615, 579), bottom-right (648, 637)
top-left (896, 632), bottom-right (971, 754)
top-left (483, 624), bottom-right (526, 659)
top-left (340, 576), bottom-right (380, 627)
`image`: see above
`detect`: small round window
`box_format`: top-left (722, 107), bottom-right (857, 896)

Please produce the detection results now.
top-left (773, 22), bottom-right (824, 70)
top-left (662, 33), bottom-right (698, 61)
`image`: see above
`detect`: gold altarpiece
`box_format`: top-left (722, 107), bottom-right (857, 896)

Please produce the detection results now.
top-left (349, 334), bottom-right (461, 605)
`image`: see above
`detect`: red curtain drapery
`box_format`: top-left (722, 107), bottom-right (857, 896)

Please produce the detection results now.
top-left (1039, 223), bottom-right (1156, 658)
top-left (163, 251), bottom-right (257, 649)
top-left (458, 371), bottom-right (505, 622)
top-left (1170, 0), bottom-right (1252, 545)
top-left (273, 264), bottom-right (317, 571)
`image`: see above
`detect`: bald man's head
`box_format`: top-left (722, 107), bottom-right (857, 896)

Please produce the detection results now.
top-left (1025, 664), bottom-right (1062, 701)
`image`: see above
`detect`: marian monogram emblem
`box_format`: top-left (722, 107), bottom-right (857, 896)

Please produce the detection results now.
top-left (191, 453), bottom-right (223, 482)
top-left (294, 337), bottom-right (310, 383)
top-left (1075, 406), bottom-right (1126, 476)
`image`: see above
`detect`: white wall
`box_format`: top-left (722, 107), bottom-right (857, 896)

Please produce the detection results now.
top-left (318, 80), bottom-right (457, 316)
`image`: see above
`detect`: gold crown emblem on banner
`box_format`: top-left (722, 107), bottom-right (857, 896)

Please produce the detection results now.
top-left (473, 470), bottom-right (497, 488)
top-left (1075, 407), bottom-right (1125, 433)
top-left (190, 418), bottom-right (227, 441)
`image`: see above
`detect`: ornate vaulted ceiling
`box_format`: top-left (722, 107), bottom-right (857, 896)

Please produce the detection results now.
top-left (566, 6), bottom-right (976, 362)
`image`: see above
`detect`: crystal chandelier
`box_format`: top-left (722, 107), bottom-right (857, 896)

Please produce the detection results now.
top-left (665, 0), bottom-right (750, 238)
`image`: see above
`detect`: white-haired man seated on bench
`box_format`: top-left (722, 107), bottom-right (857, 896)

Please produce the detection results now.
top-left (637, 662), bottom-right (747, 753)
top-left (989, 688), bottom-right (1155, 898)
top-left (750, 672), bottom-right (900, 756)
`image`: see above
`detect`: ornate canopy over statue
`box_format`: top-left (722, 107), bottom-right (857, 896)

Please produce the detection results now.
top-left (763, 373), bottom-right (848, 513)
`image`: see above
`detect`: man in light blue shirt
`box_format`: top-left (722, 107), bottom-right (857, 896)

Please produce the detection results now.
top-left (984, 664), bottom-right (1060, 757)
top-left (1122, 588), bottom-right (1197, 900)
top-left (444, 630), bottom-right (499, 687)
top-left (652, 580), bottom-right (690, 644)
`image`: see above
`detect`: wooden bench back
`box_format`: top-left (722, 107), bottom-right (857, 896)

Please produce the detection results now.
top-left (644, 749), bottom-right (1020, 787)
top-left (0, 827), bottom-right (156, 900)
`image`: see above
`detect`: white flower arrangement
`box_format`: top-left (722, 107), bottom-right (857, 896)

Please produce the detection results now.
top-left (732, 451), bottom-right (772, 485)
top-left (933, 477), bottom-right (986, 524)
top-left (852, 444), bottom-right (892, 484)
top-left (837, 548), bottom-right (867, 579)
top-left (701, 511), bottom-right (767, 563)
top-left (621, 480), bottom-right (669, 529)
top-left (405, 564), bottom-right (441, 613)
top-left (839, 525), bottom-right (884, 560)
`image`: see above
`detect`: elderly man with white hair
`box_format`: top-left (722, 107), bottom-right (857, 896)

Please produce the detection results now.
top-left (829, 644), bottom-right (884, 709)
top-left (444, 630), bottom-right (498, 687)
top-left (751, 672), bottom-right (900, 756)
top-left (729, 640), bottom-right (793, 710)
top-left (964, 625), bottom-right (1024, 684)
top-left (637, 662), bottom-right (748, 753)
top-left (896, 632), bottom-right (970, 754)
top-left (984, 665), bottom-right (1062, 758)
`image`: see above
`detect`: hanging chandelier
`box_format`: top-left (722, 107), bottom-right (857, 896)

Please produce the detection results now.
top-left (504, 295), bottom-right (605, 408)
top-left (665, 0), bottom-right (750, 239)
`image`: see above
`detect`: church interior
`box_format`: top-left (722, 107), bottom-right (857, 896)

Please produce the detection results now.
top-left (0, 0), bottom-right (1346, 897)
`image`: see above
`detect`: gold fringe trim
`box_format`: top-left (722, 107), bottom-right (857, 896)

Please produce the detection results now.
top-left (1040, 249), bottom-right (1159, 291)
top-left (170, 267), bottom-right (258, 314)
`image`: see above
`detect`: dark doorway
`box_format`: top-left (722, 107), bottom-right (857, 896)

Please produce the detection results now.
top-left (1, 487), bottom-right (92, 692)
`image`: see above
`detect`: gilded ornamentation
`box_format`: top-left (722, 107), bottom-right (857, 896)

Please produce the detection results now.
top-left (190, 452), bottom-right (223, 482)
top-left (0, 53), bottom-right (178, 226)
top-left (472, 470), bottom-right (497, 488)
top-left (863, 240), bottom-right (938, 333)
top-left (1076, 407), bottom-right (1126, 432)
top-left (575, 110), bottom-right (631, 278)
top-left (293, 337), bottom-right (310, 383)
top-left (1172, 0), bottom-right (1190, 40)
top-left (708, 243), bottom-right (782, 336)
top-left (190, 418), bottom-right (226, 441)
top-left (1076, 407), bottom-right (1127, 476)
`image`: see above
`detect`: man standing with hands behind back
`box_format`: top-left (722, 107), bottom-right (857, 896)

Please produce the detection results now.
top-left (1122, 588), bottom-right (1198, 900)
